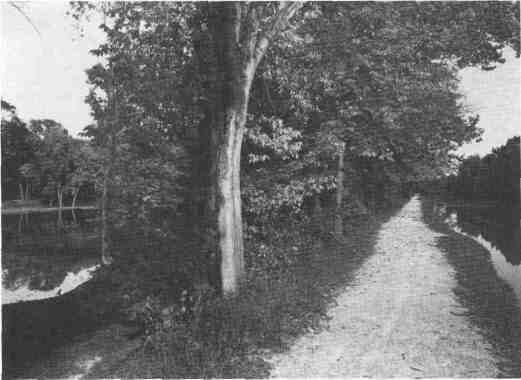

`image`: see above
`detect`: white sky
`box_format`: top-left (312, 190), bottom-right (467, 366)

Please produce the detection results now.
top-left (457, 48), bottom-right (520, 157)
top-left (1, 2), bottom-right (104, 136)
top-left (1, 2), bottom-right (520, 156)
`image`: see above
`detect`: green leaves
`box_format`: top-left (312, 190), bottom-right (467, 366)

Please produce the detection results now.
top-left (73, 2), bottom-right (519, 222)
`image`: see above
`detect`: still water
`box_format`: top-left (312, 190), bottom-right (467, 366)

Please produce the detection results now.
top-left (440, 202), bottom-right (521, 306)
top-left (2, 209), bottom-right (101, 304)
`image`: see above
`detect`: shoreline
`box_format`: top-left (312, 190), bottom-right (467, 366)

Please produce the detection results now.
top-left (421, 197), bottom-right (521, 377)
top-left (1, 205), bottom-right (98, 215)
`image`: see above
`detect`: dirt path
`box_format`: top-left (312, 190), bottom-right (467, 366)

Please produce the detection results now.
top-left (268, 196), bottom-right (498, 377)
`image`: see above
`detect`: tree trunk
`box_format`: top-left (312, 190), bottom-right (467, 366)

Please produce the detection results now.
top-left (213, 110), bottom-right (247, 295)
top-left (198, 2), bottom-right (301, 295)
top-left (203, 5), bottom-right (258, 295)
top-left (72, 187), bottom-right (80, 209)
top-left (25, 183), bottom-right (30, 201)
top-left (204, 68), bottom-right (254, 295)
top-left (101, 168), bottom-right (111, 265)
top-left (334, 142), bottom-right (345, 236)
top-left (57, 187), bottom-right (64, 210)
top-left (19, 183), bottom-right (25, 201)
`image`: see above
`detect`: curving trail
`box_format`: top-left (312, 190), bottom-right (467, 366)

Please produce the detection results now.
top-left (268, 196), bottom-right (498, 378)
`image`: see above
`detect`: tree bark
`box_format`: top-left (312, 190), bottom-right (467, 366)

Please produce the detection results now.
top-left (203, 4), bottom-right (256, 295)
top-left (207, 58), bottom-right (254, 296)
top-left (57, 187), bottom-right (64, 210)
top-left (334, 142), bottom-right (345, 236)
top-left (72, 187), bottom-right (80, 209)
top-left (101, 168), bottom-right (111, 265)
top-left (198, 2), bottom-right (301, 296)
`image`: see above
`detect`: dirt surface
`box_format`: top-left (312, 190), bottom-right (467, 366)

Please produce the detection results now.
top-left (267, 196), bottom-right (498, 377)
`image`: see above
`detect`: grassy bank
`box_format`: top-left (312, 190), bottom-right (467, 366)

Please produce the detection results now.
top-left (421, 197), bottom-right (521, 378)
top-left (83, 200), bottom-right (407, 378)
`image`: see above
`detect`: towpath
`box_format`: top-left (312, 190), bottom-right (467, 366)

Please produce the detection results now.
top-left (268, 196), bottom-right (498, 377)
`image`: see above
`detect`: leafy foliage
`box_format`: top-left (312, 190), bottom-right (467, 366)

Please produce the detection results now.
top-left (447, 137), bottom-right (520, 201)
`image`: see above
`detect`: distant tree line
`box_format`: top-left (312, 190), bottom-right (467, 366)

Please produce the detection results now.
top-left (447, 137), bottom-right (520, 202)
top-left (1, 100), bottom-right (100, 207)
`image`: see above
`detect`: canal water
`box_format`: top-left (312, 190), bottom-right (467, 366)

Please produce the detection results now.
top-left (2, 209), bottom-right (102, 305)
top-left (440, 201), bottom-right (520, 307)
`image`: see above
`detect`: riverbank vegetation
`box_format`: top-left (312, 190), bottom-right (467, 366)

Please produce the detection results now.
top-left (447, 136), bottom-right (520, 202)
top-left (2, 2), bottom-right (520, 378)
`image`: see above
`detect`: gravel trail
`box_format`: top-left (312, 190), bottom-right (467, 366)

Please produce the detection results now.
top-left (268, 196), bottom-right (497, 377)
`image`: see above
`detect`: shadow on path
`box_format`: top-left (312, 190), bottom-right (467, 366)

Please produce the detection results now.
top-left (422, 197), bottom-right (521, 378)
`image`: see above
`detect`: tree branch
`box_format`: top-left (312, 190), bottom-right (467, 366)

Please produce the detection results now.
top-left (9, 2), bottom-right (41, 37)
top-left (254, 2), bottom-right (303, 65)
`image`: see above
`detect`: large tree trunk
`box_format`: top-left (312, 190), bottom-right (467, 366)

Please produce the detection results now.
top-left (198, 2), bottom-right (301, 295)
top-left (212, 105), bottom-right (249, 295)
top-left (203, 4), bottom-right (257, 295)
top-left (205, 62), bottom-right (255, 296)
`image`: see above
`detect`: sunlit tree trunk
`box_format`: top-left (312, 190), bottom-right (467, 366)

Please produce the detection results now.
top-left (210, 94), bottom-right (250, 295)
top-left (72, 187), bottom-right (80, 209)
top-left (199, 2), bottom-right (300, 295)
top-left (57, 186), bottom-right (64, 210)
top-left (204, 5), bottom-right (254, 295)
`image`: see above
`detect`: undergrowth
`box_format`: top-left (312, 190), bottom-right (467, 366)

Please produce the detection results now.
top-left (92, 202), bottom-right (404, 378)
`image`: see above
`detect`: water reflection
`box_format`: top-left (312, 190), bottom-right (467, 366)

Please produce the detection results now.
top-left (441, 202), bottom-right (521, 306)
top-left (2, 209), bottom-right (101, 304)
